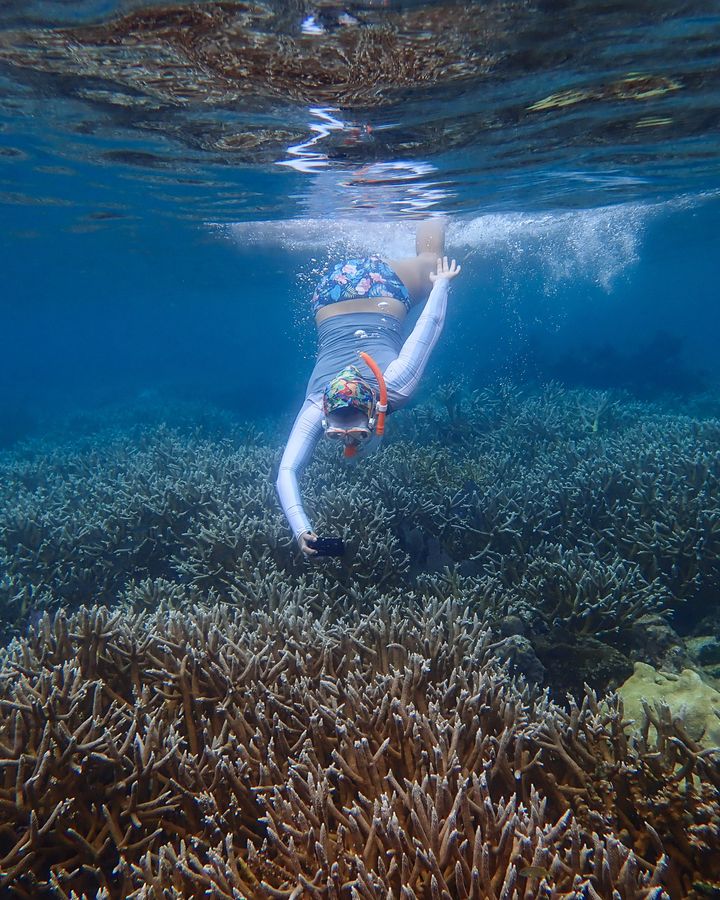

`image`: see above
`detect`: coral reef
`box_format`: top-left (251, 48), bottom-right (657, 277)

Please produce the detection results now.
top-left (1, 386), bottom-right (718, 698)
top-left (0, 600), bottom-right (718, 898)
top-left (393, 383), bottom-right (720, 626)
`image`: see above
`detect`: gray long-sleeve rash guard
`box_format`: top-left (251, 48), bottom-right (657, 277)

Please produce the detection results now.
top-left (276, 276), bottom-right (449, 539)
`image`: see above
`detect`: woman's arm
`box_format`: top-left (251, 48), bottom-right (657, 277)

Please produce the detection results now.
top-left (383, 257), bottom-right (460, 406)
top-left (275, 399), bottom-right (324, 550)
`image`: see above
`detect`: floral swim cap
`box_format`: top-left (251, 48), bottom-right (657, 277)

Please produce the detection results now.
top-left (323, 366), bottom-right (375, 418)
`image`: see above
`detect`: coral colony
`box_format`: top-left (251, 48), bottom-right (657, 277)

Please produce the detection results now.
top-left (0, 385), bottom-right (719, 897)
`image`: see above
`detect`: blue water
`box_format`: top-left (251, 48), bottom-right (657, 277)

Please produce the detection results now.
top-left (2, 194), bottom-right (719, 440)
top-left (2, 0), bottom-right (720, 442)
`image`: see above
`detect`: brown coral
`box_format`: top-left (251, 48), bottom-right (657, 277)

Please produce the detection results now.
top-left (0, 598), bottom-right (717, 898)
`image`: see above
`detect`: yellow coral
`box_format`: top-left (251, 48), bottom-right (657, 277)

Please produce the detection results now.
top-left (619, 662), bottom-right (720, 749)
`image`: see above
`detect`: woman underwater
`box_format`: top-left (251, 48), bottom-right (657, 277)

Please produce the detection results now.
top-left (276, 219), bottom-right (461, 557)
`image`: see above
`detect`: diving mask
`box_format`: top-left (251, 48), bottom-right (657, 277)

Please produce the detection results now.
top-left (324, 424), bottom-right (374, 444)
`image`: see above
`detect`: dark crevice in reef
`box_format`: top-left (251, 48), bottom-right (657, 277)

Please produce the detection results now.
top-left (534, 634), bottom-right (635, 697)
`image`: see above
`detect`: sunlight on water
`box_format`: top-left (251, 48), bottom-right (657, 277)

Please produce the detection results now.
top-left (224, 188), bottom-right (720, 296)
top-left (1, 1), bottom-right (719, 219)
top-left (224, 201), bottom-right (658, 293)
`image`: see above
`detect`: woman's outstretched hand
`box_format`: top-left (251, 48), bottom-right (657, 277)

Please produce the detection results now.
top-left (429, 256), bottom-right (461, 282)
top-left (298, 530), bottom-right (319, 557)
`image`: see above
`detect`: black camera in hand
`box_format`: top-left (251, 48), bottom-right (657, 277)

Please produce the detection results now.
top-left (309, 536), bottom-right (345, 557)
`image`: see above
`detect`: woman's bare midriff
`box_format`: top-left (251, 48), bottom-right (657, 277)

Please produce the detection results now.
top-left (315, 295), bottom-right (407, 325)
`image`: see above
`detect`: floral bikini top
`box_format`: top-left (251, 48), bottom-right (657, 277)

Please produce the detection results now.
top-left (311, 256), bottom-right (411, 314)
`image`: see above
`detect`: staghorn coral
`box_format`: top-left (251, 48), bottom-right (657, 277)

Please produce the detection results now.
top-left (0, 599), bottom-right (718, 898)
top-left (1, 386), bottom-right (718, 680)
top-left (477, 545), bottom-right (671, 638)
top-left (0, 422), bottom-right (292, 625)
top-left (393, 383), bottom-right (720, 612)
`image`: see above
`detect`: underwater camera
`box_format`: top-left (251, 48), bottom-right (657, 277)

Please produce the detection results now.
top-left (309, 536), bottom-right (345, 557)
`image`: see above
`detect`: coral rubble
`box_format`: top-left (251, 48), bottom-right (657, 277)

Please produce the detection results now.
top-left (0, 600), bottom-right (718, 898)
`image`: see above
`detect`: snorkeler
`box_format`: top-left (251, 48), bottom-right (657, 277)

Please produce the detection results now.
top-left (276, 220), bottom-right (461, 557)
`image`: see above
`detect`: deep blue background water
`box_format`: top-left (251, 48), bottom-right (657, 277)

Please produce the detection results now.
top-left (1, 0), bottom-right (720, 446)
top-left (1, 189), bottom-right (718, 447)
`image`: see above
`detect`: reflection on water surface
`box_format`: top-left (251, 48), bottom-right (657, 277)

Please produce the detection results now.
top-left (0, 0), bottom-right (719, 220)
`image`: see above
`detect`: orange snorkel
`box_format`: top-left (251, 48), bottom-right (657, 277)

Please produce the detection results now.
top-left (359, 351), bottom-right (388, 436)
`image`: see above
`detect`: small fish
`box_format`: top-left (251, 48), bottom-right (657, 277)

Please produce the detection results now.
top-left (519, 866), bottom-right (550, 880)
top-left (528, 89), bottom-right (588, 111)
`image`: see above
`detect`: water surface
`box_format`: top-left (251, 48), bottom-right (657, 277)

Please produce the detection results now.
top-left (1, 0), bottom-right (719, 222)
top-left (1, 1), bottom-right (719, 431)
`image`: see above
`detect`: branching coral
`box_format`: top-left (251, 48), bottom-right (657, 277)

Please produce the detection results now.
top-left (0, 600), bottom-right (717, 898)
top-left (394, 385), bottom-right (720, 621)
top-left (480, 545), bottom-right (671, 637)
top-left (1, 387), bottom-right (718, 678)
